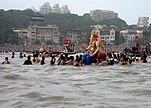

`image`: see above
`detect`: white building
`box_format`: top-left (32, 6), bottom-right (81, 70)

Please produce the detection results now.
top-left (39, 2), bottom-right (51, 14)
top-left (137, 17), bottom-right (149, 27)
top-left (90, 10), bottom-right (118, 22)
top-left (61, 5), bottom-right (70, 14)
top-left (99, 29), bottom-right (115, 44)
top-left (39, 3), bottom-right (70, 14)
top-left (52, 4), bottom-right (61, 13)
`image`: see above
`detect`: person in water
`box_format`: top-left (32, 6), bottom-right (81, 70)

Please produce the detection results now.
top-left (50, 56), bottom-right (56, 65)
top-left (11, 52), bottom-right (15, 58)
top-left (41, 56), bottom-right (45, 65)
top-left (2, 57), bottom-right (10, 64)
top-left (23, 56), bottom-right (33, 65)
top-left (68, 56), bottom-right (74, 65)
top-left (19, 52), bottom-right (24, 58)
top-left (82, 29), bottom-right (104, 65)
top-left (120, 54), bottom-right (129, 65)
top-left (73, 55), bottom-right (80, 66)
top-left (57, 53), bottom-right (66, 65)
top-left (141, 51), bottom-right (148, 63)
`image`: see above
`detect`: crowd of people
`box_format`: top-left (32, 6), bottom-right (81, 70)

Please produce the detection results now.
top-left (1, 28), bottom-right (150, 66)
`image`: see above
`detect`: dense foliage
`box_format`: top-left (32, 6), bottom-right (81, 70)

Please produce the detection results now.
top-left (0, 28), bottom-right (19, 44)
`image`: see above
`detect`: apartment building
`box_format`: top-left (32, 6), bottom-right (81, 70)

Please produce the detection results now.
top-left (99, 29), bottom-right (116, 44)
top-left (39, 3), bottom-right (70, 14)
top-left (137, 17), bottom-right (149, 27)
top-left (39, 2), bottom-right (51, 14)
top-left (66, 29), bottom-right (87, 45)
top-left (90, 9), bottom-right (118, 22)
top-left (14, 25), bottom-right (60, 45)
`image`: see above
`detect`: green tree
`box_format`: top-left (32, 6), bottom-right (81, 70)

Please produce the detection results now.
top-left (0, 28), bottom-right (19, 44)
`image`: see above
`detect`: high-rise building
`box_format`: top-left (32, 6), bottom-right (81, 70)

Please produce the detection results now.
top-left (39, 2), bottom-right (51, 14)
top-left (137, 17), bottom-right (149, 27)
top-left (39, 3), bottom-right (70, 14)
top-left (52, 4), bottom-right (61, 13)
top-left (90, 9), bottom-right (118, 22)
top-left (61, 5), bottom-right (70, 14)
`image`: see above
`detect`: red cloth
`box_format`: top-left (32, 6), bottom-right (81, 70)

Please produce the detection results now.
top-left (137, 43), bottom-right (141, 49)
top-left (64, 40), bottom-right (71, 45)
top-left (135, 36), bottom-right (139, 40)
top-left (97, 52), bottom-right (106, 59)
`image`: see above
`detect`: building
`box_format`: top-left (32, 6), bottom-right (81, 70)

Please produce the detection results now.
top-left (39, 3), bottom-right (70, 14)
top-left (61, 5), bottom-right (70, 14)
top-left (137, 17), bottom-right (149, 27)
top-left (66, 29), bottom-right (87, 45)
top-left (99, 29), bottom-right (116, 44)
top-left (39, 2), bottom-right (51, 14)
top-left (13, 28), bottom-right (28, 46)
top-left (28, 25), bottom-right (60, 45)
top-left (52, 4), bottom-right (61, 13)
top-left (120, 29), bottom-right (143, 44)
top-left (13, 28), bottom-right (28, 38)
top-left (13, 25), bottom-right (60, 45)
top-left (90, 9), bottom-right (118, 22)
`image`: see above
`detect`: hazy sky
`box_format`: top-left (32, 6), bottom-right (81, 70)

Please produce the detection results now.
top-left (0, 0), bottom-right (151, 25)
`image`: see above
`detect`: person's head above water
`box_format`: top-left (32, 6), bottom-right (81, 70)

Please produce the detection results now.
top-left (27, 55), bottom-right (31, 60)
top-left (5, 57), bottom-right (9, 60)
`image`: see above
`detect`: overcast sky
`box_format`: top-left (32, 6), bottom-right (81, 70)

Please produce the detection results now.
top-left (0, 0), bottom-right (151, 25)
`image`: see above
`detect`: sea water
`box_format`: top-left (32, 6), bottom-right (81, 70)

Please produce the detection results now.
top-left (0, 52), bottom-right (151, 108)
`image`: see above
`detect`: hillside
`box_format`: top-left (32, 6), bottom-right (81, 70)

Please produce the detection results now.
top-left (0, 9), bottom-right (128, 33)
